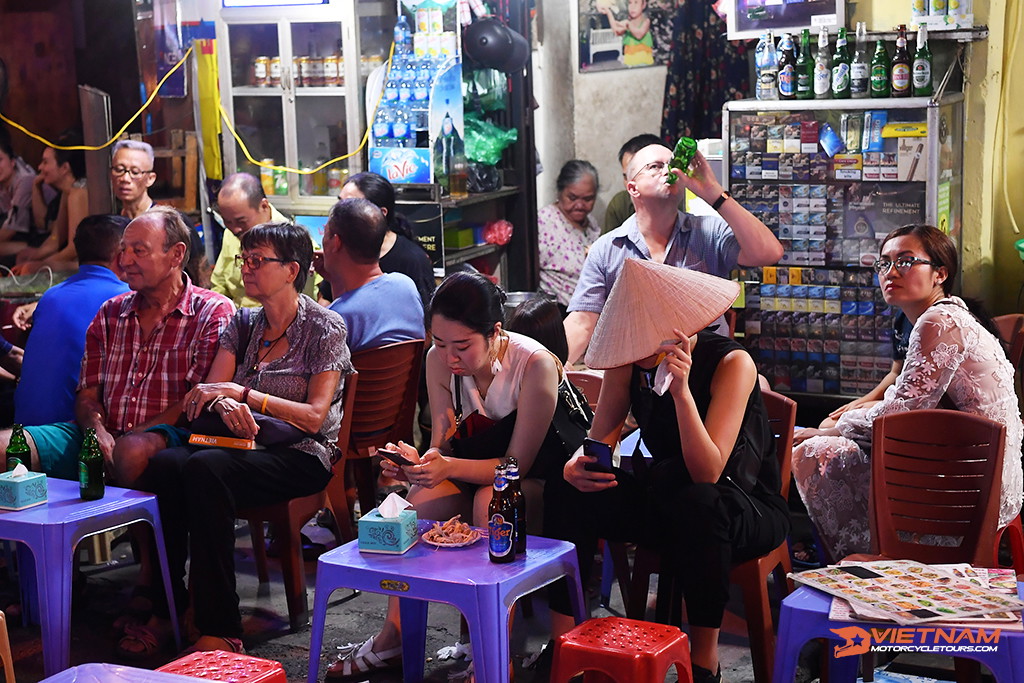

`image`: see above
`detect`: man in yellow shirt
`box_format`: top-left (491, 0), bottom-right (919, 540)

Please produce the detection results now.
top-left (210, 173), bottom-right (317, 306)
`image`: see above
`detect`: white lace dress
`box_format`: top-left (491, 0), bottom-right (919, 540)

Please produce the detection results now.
top-left (793, 297), bottom-right (1024, 559)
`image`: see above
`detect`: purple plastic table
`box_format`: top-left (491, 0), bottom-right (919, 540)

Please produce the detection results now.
top-left (773, 583), bottom-right (1024, 683)
top-left (0, 478), bottom-right (180, 677)
top-left (40, 662), bottom-right (198, 682)
top-left (307, 521), bottom-right (587, 683)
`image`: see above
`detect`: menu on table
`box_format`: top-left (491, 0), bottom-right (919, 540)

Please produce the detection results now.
top-left (791, 559), bottom-right (1024, 625)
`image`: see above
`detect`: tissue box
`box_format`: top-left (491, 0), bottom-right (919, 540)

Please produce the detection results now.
top-left (0, 470), bottom-right (48, 510)
top-left (358, 507), bottom-right (418, 554)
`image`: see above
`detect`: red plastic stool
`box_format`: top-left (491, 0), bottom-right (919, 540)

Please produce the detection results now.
top-left (157, 650), bottom-right (287, 682)
top-left (551, 616), bottom-right (693, 683)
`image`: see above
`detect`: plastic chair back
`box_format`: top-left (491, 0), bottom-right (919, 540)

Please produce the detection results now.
top-left (761, 389), bottom-right (797, 499)
top-left (348, 339), bottom-right (425, 452)
top-left (870, 409), bottom-right (1006, 565)
top-left (994, 313), bottom-right (1024, 371)
top-left (566, 370), bottom-right (602, 412)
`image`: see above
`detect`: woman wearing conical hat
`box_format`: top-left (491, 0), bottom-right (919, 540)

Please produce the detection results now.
top-left (545, 259), bottom-right (791, 683)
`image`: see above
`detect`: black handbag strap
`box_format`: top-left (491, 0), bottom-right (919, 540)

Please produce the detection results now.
top-left (453, 376), bottom-right (467, 438)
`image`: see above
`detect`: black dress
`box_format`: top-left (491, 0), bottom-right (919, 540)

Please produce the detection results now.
top-left (546, 332), bottom-right (790, 626)
top-left (379, 233), bottom-right (435, 309)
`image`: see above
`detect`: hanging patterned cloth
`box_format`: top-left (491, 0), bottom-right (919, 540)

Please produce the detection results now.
top-left (661, 1), bottom-right (752, 141)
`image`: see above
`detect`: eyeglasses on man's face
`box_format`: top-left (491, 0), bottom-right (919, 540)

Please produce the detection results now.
top-left (234, 253), bottom-right (291, 270)
top-left (110, 165), bottom-right (154, 179)
top-left (873, 256), bottom-right (938, 276)
top-left (630, 160), bottom-right (669, 181)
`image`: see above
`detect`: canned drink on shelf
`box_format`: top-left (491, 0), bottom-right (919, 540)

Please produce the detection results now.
top-left (416, 8), bottom-right (430, 33)
top-left (413, 33), bottom-right (428, 60)
top-left (273, 168), bottom-right (288, 196)
top-left (269, 56), bottom-right (282, 87)
top-left (428, 7), bottom-right (443, 32)
top-left (293, 56), bottom-right (303, 87)
top-left (440, 31), bottom-right (457, 59)
top-left (301, 167), bottom-right (315, 196)
top-left (323, 55), bottom-right (340, 86)
top-left (427, 33), bottom-right (442, 61)
top-left (253, 56), bottom-right (270, 87)
top-left (327, 168), bottom-right (343, 194)
top-left (308, 57), bottom-right (325, 87)
top-left (259, 162), bottom-right (275, 195)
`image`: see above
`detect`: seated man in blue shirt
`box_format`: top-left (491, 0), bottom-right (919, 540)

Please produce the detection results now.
top-left (14, 214), bottom-right (130, 425)
top-left (320, 198), bottom-right (424, 352)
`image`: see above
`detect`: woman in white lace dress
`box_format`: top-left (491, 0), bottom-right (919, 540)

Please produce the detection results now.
top-left (792, 225), bottom-right (1023, 559)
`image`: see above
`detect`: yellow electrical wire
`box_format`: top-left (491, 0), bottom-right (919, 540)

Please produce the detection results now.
top-left (1, 37), bottom-right (396, 175)
top-left (0, 46), bottom-right (195, 151)
top-left (221, 40), bottom-right (395, 175)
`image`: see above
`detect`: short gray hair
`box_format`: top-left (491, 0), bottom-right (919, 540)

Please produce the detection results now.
top-left (556, 160), bottom-right (599, 194)
top-left (112, 139), bottom-right (155, 167)
top-left (142, 205), bottom-right (191, 264)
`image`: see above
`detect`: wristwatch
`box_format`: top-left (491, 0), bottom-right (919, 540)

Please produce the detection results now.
top-left (711, 190), bottom-right (732, 211)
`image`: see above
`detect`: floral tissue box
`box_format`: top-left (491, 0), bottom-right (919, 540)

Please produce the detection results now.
top-left (358, 508), bottom-right (418, 554)
top-left (0, 469), bottom-right (48, 510)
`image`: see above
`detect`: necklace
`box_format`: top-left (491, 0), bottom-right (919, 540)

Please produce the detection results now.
top-left (251, 333), bottom-right (286, 372)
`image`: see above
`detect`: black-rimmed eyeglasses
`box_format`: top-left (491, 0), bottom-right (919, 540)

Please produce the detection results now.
top-left (234, 254), bottom-right (291, 270)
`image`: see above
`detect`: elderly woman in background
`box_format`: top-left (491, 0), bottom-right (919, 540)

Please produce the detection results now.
top-left (119, 222), bottom-right (352, 657)
top-left (537, 160), bottom-right (601, 315)
top-left (792, 224), bottom-right (1023, 560)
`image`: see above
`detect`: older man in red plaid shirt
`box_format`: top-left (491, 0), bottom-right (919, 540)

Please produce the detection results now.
top-left (0, 206), bottom-right (235, 484)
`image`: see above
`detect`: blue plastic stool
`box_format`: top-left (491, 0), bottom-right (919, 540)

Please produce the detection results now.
top-left (0, 478), bottom-right (181, 677)
top-left (773, 584), bottom-right (1024, 683)
top-left (306, 521), bottom-right (587, 683)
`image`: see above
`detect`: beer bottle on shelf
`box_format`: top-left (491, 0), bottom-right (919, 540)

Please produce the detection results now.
top-left (487, 465), bottom-right (515, 563)
top-left (6, 424), bottom-right (30, 471)
top-left (813, 27), bottom-right (832, 99)
top-left (79, 428), bottom-right (105, 501)
top-left (505, 458), bottom-right (527, 554)
top-left (777, 33), bottom-right (797, 100)
top-left (870, 39), bottom-right (891, 98)
top-left (891, 24), bottom-right (912, 98)
top-left (830, 27), bottom-right (851, 99)
top-left (796, 29), bottom-right (814, 100)
top-left (851, 22), bottom-right (870, 98)
top-left (913, 24), bottom-right (933, 97)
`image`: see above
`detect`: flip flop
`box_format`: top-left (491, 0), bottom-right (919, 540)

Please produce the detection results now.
top-left (116, 622), bottom-right (173, 661)
top-left (325, 636), bottom-right (402, 680)
top-left (180, 635), bottom-right (245, 655)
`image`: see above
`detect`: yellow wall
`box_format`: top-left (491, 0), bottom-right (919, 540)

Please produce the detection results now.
top-left (851, 0), bottom-right (1019, 312)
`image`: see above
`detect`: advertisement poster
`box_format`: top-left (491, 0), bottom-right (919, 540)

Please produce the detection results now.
top-left (154, 0), bottom-right (187, 98)
top-left (578, 0), bottom-right (675, 72)
top-left (727, 0), bottom-right (844, 40)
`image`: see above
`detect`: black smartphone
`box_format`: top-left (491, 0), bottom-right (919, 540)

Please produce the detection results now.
top-left (582, 437), bottom-right (614, 473)
top-left (377, 448), bottom-right (416, 468)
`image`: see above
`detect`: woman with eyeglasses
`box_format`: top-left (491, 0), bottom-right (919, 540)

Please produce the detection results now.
top-left (118, 222), bottom-right (352, 658)
top-left (792, 224), bottom-right (1022, 560)
top-left (537, 160), bottom-right (601, 316)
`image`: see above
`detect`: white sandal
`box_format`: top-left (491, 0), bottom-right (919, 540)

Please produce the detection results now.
top-left (325, 636), bottom-right (403, 680)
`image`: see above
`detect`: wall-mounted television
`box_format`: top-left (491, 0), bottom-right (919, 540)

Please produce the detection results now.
top-left (726, 0), bottom-right (845, 41)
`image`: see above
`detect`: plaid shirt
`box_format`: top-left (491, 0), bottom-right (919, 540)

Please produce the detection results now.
top-left (78, 277), bottom-right (235, 435)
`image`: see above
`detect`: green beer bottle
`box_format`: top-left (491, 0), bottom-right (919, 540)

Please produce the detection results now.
top-left (913, 25), bottom-right (933, 97)
top-left (665, 136), bottom-right (698, 185)
top-left (870, 40), bottom-right (891, 98)
top-left (830, 27), bottom-right (851, 99)
top-left (6, 424), bottom-right (30, 471)
top-left (79, 428), bottom-right (105, 501)
top-left (796, 29), bottom-right (814, 100)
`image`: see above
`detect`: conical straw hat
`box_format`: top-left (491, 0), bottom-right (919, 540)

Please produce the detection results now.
top-left (585, 259), bottom-right (740, 369)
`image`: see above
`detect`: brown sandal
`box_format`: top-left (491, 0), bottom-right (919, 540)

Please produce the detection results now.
top-left (181, 635), bottom-right (245, 655)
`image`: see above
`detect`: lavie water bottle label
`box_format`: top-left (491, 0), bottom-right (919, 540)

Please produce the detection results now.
top-left (488, 513), bottom-right (514, 557)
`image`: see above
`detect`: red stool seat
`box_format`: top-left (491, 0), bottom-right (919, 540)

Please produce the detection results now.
top-left (157, 650), bottom-right (287, 683)
top-left (551, 616), bottom-right (693, 683)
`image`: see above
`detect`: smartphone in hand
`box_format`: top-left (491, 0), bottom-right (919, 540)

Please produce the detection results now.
top-left (582, 437), bottom-right (614, 474)
top-left (377, 448), bottom-right (416, 468)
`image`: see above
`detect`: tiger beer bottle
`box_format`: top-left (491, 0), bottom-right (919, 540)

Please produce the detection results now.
top-left (487, 465), bottom-right (515, 563)
top-left (505, 458), bottom-right (527, 554)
